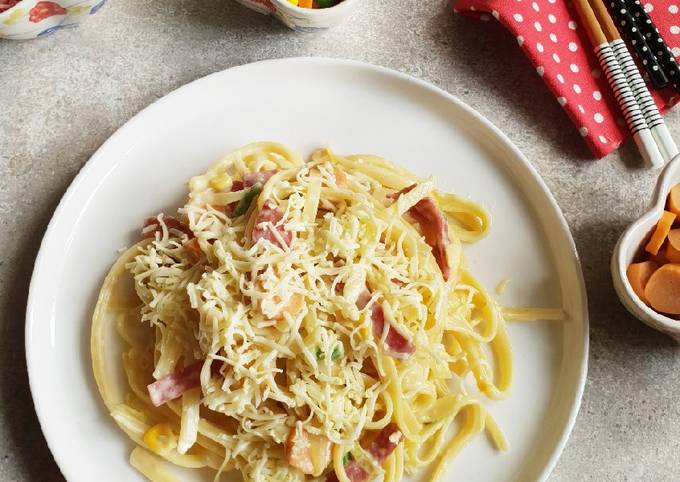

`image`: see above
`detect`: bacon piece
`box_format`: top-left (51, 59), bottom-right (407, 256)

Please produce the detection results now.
top-left (371, 302), bottom-right (415, 358)
top-left (223, 180), bottom-right (246, 215)
top-left (251, 200), bottom-right (292, 249)
top-left (325, 425), bottom-right (403, 482)
top-left (147, 360), bottom-right (225, 406)
top-left (365, 424), bottom-right (403, 464)
top-left (244, 169), bottom-right (278, 188)
top-left (355, 290), bottom-right (372, 310)
top-left (391, 185), bottom-right (451, 281)
top-left (344, 462), bottom-right (370, 482)
top-left (355, 289), bottom-right (414, 358)
top-left (326, 461), bottom-right (370, 482)
top-left (142, 216), bottom-right (194, 239)
top-left (183, 238), bottom-right (202, 262)
top-left (147, 361), bottom-right (202, 407)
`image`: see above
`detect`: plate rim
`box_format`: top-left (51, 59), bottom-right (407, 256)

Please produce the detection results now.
top-left (25, 56), bottom-right (589, 482)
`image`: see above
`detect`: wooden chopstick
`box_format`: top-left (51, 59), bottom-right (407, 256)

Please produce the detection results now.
top-left (593, 0), bottom-right (679, 162)
top-left (572, 0), bottom-right (664, 167)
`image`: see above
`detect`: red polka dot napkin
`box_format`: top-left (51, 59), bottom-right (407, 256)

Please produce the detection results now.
top-left (454, 0), bottom-right (680, 158)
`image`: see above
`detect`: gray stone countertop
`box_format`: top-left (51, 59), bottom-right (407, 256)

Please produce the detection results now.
top-left (1, 0), bottom-right (679, 481)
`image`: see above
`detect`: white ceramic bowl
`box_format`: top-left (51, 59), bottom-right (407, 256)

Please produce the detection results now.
top-left (612, 155), bottom-right (680, 341)
top-left (0, 0), bottom-right (106, 40)
top-left (234, 0), bottom-right (358, 31)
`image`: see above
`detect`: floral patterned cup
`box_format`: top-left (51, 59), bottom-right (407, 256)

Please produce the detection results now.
top-left (0, 0), bottom-right (106, 39)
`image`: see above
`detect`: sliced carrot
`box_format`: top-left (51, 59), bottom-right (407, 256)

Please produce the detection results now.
top-left (299, 0), bottom-right (313, 7)
top-left (645, 210), bottom-right (677, 255)
top-left (668, 184), bottom-right (680, 215)
top-left (646, 244), bottom-right (669, 265)
top-left (626, 261), bottom-right (659, 305)
top-left (644, 264), bottom-right (680, 314)
top-left (668, 229), bottom-right (680, 251)
top-left (666, 242), bottom-right (680, 263)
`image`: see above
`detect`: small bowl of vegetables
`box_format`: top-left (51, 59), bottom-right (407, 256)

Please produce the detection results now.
top-left (612, 155), bottom-right (680, 341)
top-left (0, 0), bottom-right (107, 40)
top-left (234, 0), bottom-right (358, 31)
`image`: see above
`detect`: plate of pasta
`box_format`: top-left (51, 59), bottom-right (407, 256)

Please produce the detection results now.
top-left (26, 58), bottom-right (588, 482)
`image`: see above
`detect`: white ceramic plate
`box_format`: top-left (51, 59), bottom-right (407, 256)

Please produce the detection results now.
top-left (26, 58), bottom-right (588, 482)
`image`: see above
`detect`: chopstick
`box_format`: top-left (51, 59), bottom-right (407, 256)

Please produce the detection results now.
top-left (623, 0), bottom-right (680, 93)
top-left (590, 0), bottom-right (678, 163)
top-left (596, 0), bottom-right (679, 162)
top-left (605, 0), bottom-right (668, 88)
top-left (572, 0), bottom-right (664, 167)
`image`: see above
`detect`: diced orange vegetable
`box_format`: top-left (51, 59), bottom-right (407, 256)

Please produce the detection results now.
top-left (626, 261), bottom-right (659, 304)
top-left (644, 264), bottom-right (680, 314)
top-left (645, 211), bottom-right (677, 255)
top-left (284, 425), bottom-right (332, 476)
top-left (668, 184), bottom-right (680, 215)
top-left (299, 0), bottom-right (313, 7)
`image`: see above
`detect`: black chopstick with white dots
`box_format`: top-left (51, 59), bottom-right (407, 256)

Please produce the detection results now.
top-left (609, 0), bottom-right (669, 88)
top-left (624, 0), bottom-right (680, 92)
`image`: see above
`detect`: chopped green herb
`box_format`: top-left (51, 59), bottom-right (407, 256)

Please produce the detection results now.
top-left (232, 184), bottom-right (262, 217)
top-left (315, 347), bottom-right (325, 360)
top-left (342, 451), bottom-right (353, 465)
top-left (331, 345), bottom-right (343, 360)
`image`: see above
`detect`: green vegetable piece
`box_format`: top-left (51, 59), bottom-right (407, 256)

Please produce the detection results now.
top-left (232, 184), bottom-right (262, 217)
top-left (342, 452), bottom-right (352, 465)
top-left (331, 345), bottom-right (343, 360)
top-left (317, 0), bottom-right (337, 7)
top-left (316, 347), bottom-right (325, 360)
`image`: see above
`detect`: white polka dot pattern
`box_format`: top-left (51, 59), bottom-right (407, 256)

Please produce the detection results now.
top-left (453, 0), bottom-right (680, 158)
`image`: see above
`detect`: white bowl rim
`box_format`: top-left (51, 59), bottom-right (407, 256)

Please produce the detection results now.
top-left (612, 154), bottom-right (680, 335)
top-left (271, 0), bottom-right (359, 16)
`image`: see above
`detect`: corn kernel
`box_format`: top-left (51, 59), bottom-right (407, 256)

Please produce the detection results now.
top-left (209, 175), bottom-right (231, 191)
top-left (288, 0), bottom-right (299, 5)
top-left (143, 423), bottom-right (177, 455)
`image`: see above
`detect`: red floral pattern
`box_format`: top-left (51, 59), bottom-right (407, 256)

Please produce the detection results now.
top-left (28, 1), bottom-right (66, 23)
top-left (0, 0), bottom-right (21, 14)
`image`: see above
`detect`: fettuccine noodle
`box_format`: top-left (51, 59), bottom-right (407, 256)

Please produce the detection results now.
top-left (91, 142), bottom-right (530, 482)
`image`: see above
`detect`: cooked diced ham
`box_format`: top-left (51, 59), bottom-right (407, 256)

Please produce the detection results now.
top-left (344, 462), bottom-right (371, 482)
top-left (366, 424), bottom-right (402, 464)
top-left (285, 425), bottom-right (332, 476)
top-left (391, 185), bottom-right (451, 281)
top-left (244, 169), bottom-right (278, 187)
top-left (183, 238), bottom-right (202, 262)
top-left (251, 200), bottom-right (292, 249)
top-left (355, 289), bottom-right (415, 358)
top-left (325, 425), bottom-right (403, 482)
top-left (371, 303), bottom-right (415, 358)
top-left (147, 361), bottom-right (202, 407)
top-left (325, 460), bottom-right (370, 482)
top-left (224, 180), bottom-right (246, 215)
top-left (142, 216), bottom-right (193, 239)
